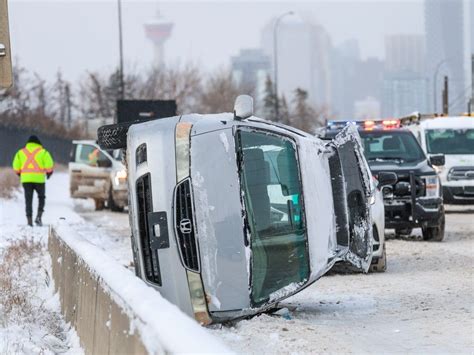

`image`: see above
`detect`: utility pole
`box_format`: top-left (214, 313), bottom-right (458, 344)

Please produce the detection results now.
top-left (433, 59), bottom-right (447, 113)
top-left (65, 83), bottom-right (72, 129)
top-left (442, 76), bottom-right (449, 115)
top-left (117, 0), bottom-right (125, 102)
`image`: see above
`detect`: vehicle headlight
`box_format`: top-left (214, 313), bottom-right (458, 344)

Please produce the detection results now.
top-left (422, 175), bottom-right (439, 197)
top-left (175, 122), bottom-right (193, 182)
top-left (114, 169), bottom-right (127, 185)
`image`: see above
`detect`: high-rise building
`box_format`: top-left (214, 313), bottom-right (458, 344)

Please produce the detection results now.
top-left (383, 34), bottom-right (428, 116)
top-left (144, 12), bottom-right (173, 67)
top-left (261, 17), bottom-right (332, 111)
top-left (231, 49), bottom-right (271, 111)
top-left (382, 73), bottom-right (429, 117)
top-left (385, 34), bottom-right (425, 73)
top-left (425, 0), bottom-right (468, 113)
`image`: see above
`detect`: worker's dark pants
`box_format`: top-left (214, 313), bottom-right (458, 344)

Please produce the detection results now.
top-left (23, 183), bottom-right (45, 217)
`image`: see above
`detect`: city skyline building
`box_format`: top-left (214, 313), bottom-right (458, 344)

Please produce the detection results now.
top-left (382, 72), bottom-right (429, 117)
top-left (261, 17), bottom-right (332, 112)
top-left (425, 0), bottom-right (467, 113)
top-left (231, 48), bottom-right (271, 112)
top-left (383, 33), bottom-right (428, 116)
top-left (385, 34), bottom-right (425, 74)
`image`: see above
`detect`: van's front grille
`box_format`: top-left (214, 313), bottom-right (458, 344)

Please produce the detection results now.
top-left (136, 173), bottom-right (161, 285)
top-left (175, 179), bottom-right (199, 271)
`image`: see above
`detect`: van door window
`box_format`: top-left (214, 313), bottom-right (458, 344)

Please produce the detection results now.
top-left (236, 129), bottom-right (309, 306)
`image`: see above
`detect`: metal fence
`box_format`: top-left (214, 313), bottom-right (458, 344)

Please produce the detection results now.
top-left (0, 125), bottom-right (72, 166)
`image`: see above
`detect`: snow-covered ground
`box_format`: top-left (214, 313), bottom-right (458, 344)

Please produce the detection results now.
top-left (76, 201), bottom-right (474, 353)
top-left (2, 172), bottom-right (473, 353)
top-left (0, 174), bottom-right (83, 354)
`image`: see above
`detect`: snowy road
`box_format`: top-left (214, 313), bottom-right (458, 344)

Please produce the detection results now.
top-left (3, 172), bottom-right (471, 353)
top-left (76, 201), bottom-right (473, 352)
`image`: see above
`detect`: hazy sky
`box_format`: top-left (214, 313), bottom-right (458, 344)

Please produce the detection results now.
top-left (9, 0), bottom-right (424, 83)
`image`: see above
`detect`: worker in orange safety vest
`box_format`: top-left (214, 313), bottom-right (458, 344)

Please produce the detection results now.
top-left (12, 135), bottom-right (54, 226)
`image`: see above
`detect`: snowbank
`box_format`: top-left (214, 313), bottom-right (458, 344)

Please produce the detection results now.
top-left (50, 222), bottom-right (230, 354)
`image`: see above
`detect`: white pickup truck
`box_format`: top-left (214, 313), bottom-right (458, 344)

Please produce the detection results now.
top-left (69, 140), bottom-right (128, 211)
top-left (407, 115), bottom-right (474, 204)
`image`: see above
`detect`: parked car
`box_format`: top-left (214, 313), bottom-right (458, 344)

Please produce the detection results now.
top-left (98, 96), bottom-right (377, 324)
top-left (69, 140), bottom-right (128, 211)
top-left (369, 176), bottom-right (388, 272)
top-left (403, 114), bottom-right (474, 205)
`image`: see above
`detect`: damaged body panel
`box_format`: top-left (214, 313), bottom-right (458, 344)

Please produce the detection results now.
top-left (118, 110), bottom-right (373, 324)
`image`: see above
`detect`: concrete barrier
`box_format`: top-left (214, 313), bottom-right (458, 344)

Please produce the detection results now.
top-left (48, 224), bottom-right (229, 354)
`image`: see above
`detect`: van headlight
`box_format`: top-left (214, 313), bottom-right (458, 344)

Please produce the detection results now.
top-left (114, 169), bottom-right (127, 185)
top-left (422, 175), bottom-right (439, 197)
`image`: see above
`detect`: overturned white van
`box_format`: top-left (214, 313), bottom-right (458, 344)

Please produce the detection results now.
top-left (98, 96), bottom-right (375, 324)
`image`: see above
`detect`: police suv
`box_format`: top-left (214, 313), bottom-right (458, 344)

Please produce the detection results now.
top-left (325, 119), bottom-right (446, 241)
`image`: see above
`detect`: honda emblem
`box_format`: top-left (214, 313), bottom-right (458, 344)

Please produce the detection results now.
top-left (179, 218), bottom-right (192, 234)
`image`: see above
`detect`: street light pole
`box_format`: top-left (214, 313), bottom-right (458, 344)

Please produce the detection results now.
top-left (433, 59), bottom-right (447, 113)
top-left (273, 11), bottom-right (293, 120)
top-left (117, 0), bottom-right (125, 101)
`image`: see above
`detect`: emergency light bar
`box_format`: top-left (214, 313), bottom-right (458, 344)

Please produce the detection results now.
top-left (327, 118), bottom-right (401, 131)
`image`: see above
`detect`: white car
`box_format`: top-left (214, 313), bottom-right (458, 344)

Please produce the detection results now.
top-left (69, 140), bottom-right (128, 211)
top-left (407, 115), bottom-right (474, 204)
top-left (97, 96), bottom-right (381, 324)
top-left (369, 177), bottom-right (386, 272)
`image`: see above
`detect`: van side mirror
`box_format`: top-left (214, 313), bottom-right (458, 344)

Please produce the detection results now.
top-left (430, 154), bottom-right (445, 167)
top-left (0, 0), bottom-right (13, 88)
top-left (234, 95), bottom-right (254, 120)
top-left (97, 158), bottom-right (112, 168)
top-left (377, 172), bottom-right (397, 188)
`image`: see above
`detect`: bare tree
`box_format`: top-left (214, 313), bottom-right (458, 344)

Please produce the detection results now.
top-left (138, 64), bottom-right (202, 114)
top-left (198, 68), bottom-right (254, 114)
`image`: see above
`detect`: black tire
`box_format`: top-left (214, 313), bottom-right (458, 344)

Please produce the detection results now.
top-left (97, 121), bottom-right (134, 150)
top-left (108, 188), bottom-right (124, 212)
top-left (422, 214), bottom-right (445, 241)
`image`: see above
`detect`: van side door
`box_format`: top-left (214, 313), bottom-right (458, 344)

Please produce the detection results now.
top-left (326, 126), bottom-right (373, 272)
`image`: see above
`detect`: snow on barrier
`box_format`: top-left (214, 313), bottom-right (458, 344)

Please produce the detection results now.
top-left (48, 223), bottom-right (229, 354)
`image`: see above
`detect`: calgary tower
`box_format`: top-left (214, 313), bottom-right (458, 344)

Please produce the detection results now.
top-left (144, 11), bottom-right (173, 67)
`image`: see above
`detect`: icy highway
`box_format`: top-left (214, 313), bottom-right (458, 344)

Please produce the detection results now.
top-left (77, 201), bottom-right (473, 353)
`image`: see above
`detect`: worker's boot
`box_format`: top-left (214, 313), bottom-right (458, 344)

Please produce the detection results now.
top-left (27, 216), bottom-right (33, 227)
top-left (35, 212), bottom-right (43, 227)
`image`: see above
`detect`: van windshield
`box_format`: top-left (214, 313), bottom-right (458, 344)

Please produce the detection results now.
top-left (236, 129), bottom-right (309, 306)
top-left (425, 129), bottom-right (474, 155)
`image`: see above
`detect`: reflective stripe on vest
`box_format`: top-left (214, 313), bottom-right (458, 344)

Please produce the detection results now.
top-left (21, 147), bottom-right (44, 173)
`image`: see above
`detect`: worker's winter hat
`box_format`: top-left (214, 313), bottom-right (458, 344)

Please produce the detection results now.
top-left (27, 135), bottom-right (42, 145)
